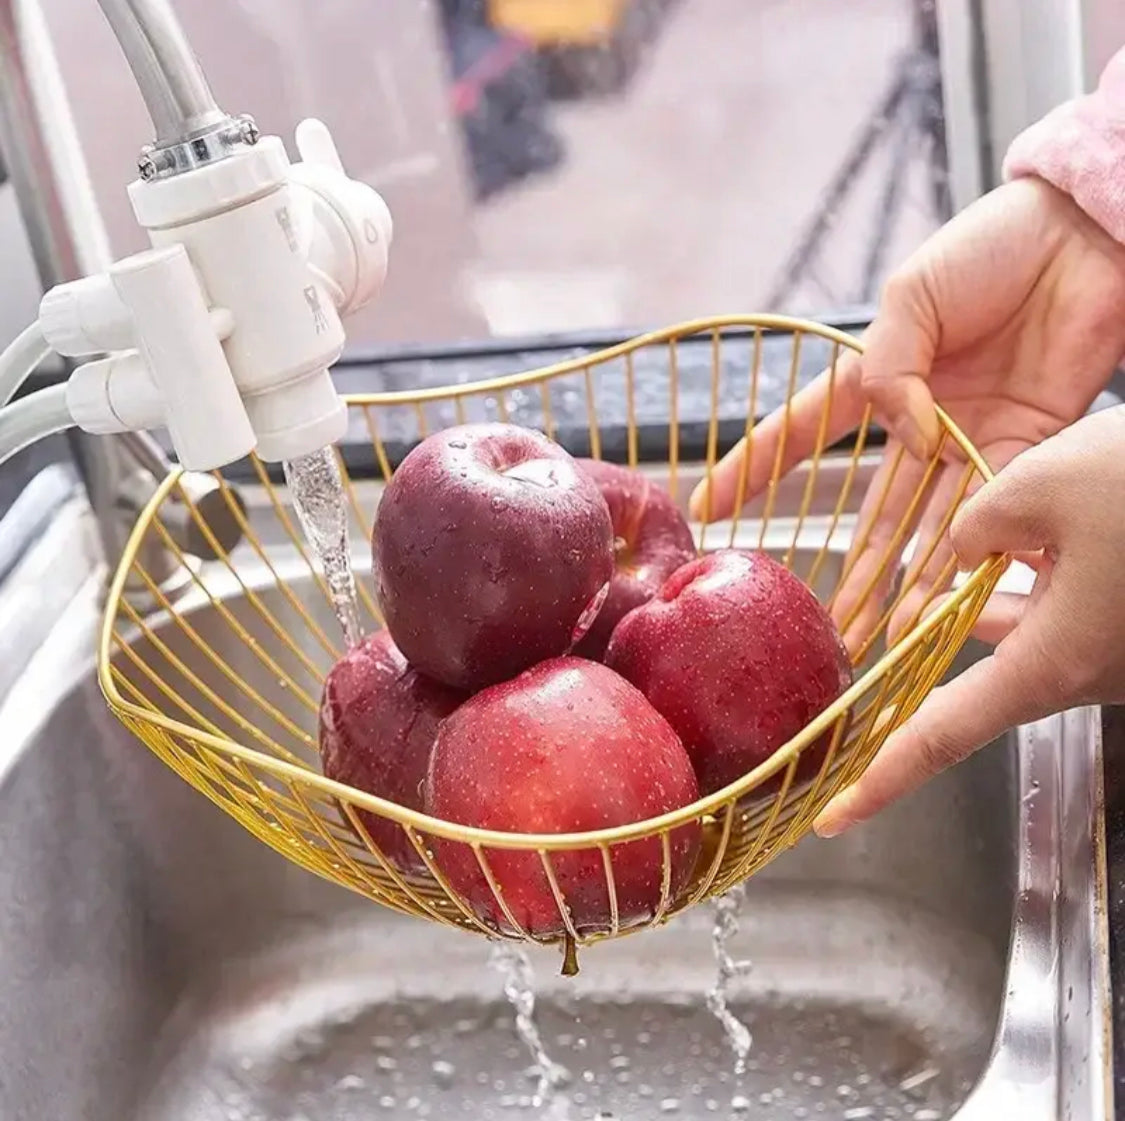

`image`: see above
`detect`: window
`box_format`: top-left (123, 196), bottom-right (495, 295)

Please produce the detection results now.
top-left (44, 0), bottom-right (954, 349)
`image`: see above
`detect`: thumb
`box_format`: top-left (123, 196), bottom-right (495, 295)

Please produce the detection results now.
top-left (860, 273), bottom-right (943, 460)
top-left (950, 450), bottom-right (1059, 568)
top-left (813, 615), bottom-right (1059, 837)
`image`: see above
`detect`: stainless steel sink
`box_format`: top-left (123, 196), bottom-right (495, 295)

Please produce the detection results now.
top-left (0, 464), bottom-right (1111, 1121)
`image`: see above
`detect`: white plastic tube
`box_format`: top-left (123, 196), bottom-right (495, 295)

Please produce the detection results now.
top-left (109, 246), bottom-right (256, 471)
top-left (0, 322), bottom-right (52, 407)
top-left (0, 384), bottom-right (73, 466)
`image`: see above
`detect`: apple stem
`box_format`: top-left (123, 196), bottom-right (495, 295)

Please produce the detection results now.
top-left (560, 934), bottom-right (579, 977)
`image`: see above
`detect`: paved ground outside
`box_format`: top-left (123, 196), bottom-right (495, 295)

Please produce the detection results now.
top-left (468, 0), bottom-right (942, 337)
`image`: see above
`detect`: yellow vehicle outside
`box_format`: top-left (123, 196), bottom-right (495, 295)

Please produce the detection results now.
top-left (487, 0), bottom-right (631, 46)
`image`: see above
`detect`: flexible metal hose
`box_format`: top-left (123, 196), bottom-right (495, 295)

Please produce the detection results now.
top-left (95, 0), bottom-right (226, 143)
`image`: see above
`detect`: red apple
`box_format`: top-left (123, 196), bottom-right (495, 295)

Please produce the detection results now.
top-left (571, 459), bottom-right (696, 660)
top-left (319, 629), bottom-right (466, 872)
top-left (372, 423), bottom-right (615, 691)
top-left (606, 550), bottom-right (853, 796)
top-left (425, 656), bottom-right (701, 936)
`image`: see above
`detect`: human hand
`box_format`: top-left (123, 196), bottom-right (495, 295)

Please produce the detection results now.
top-left (690, 178), bottom-right (1125, 652)
top-left (813, 404), bottom-right (1125, 836)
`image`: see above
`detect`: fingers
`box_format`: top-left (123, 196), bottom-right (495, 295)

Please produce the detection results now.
top-left (689, 350), bottom-right (864, 521)
top-left (813, 617), bottom-right (1058, 837)
top-left (967, 592), bottom-right (1029, 645)
top-left (830, 442), bottom-right (936, 654)
top-left (693, 251), bottom-right (950, 521)
top-left (858, 274), bottom-right (943, 460)
top-left (814, 415), bottom-right (1123, 838)
top-left (886, 464), bottom-right (979, 644)
top-left (887, 434), bottom-right (1047, 644)
top-left (898, 588), bottom-right (1031, 646)
top-left (817, 449), bottom-right (1070, 833)
top-left (951, 452), bottom-right (1059, 567)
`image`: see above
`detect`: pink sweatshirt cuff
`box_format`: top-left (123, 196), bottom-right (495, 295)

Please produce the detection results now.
top-left (1003, 47), bottom-right (1125, 245)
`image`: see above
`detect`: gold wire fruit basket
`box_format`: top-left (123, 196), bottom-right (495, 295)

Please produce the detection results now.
top-left (98, 314), bottom-right (1005, 969)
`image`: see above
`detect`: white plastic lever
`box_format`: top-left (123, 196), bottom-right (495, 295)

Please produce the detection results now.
top-left (295, 117), bottom-right (345, 173)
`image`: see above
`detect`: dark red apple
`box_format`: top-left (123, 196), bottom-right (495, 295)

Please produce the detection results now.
top-left (571, 459), bottom-right (696, 660)
top-left (424, 656), bottom-right (701, 936)
top-left (373, 423), bottom-right (615, 691)
top-left (606, 550), bottom-right (853, 796)
top-left (319, 629), bottom-right (466, 872)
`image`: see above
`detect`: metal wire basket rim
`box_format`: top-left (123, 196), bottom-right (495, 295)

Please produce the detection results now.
top-left (330, 313), bottom-right (994, 486)
top-left (98, 316), bottom-right (1001, 851)
top-left (340, 314), bottom-right (854, 408)
top-left (102, 554), bottom-right (1004, 850)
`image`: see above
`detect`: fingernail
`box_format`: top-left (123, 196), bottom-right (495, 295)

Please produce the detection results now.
top-left (842, 624), bottom-right (866, 660)
top-left (813, 793), bottom-right (854, 838)
top-left (813, 811), bottom-right (849, 839)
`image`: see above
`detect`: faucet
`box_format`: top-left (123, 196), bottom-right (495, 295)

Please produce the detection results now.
top-left (0, 0), bottom-right (391, 590)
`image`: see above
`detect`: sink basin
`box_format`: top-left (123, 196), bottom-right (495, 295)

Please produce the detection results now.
top-left (0, 466), bottom-right (1110, 1121)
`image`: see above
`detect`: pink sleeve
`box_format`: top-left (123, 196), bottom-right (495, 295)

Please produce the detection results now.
top-left (1004, 47), bottom-right (1125, 244)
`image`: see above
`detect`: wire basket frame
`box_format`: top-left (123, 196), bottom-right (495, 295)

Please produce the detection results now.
top-left (98, 314), bottom-right (1005, 967)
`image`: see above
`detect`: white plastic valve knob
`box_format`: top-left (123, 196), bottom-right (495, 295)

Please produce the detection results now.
top-left (66, 351), bottom-right (164, 435)
top-left (295, 118), bottom-right (345, 173)
top-left (39, 274), bottom-right (134, 357)
top-left (289, 119), bottom-right (394, 317)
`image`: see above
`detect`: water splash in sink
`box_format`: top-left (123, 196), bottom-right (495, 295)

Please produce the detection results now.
top-left (706, 884), bottom-right (753, 1076)
top-left (488, 941), bottom-right (571, 1109)
top-left (283, 447), bottom-right (363, 648)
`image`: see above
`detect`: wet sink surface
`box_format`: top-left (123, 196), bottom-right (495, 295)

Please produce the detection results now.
top-left (0, 497), bottom-right (1106, 1121)
top-left (141, 990), bottom-right (981, 1120)
top-left (2, 602), bottom-right (1012, 1120)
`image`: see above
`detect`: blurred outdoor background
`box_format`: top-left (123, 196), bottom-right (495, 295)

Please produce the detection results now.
top-left (25, 0), bottom-right (948, 347)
